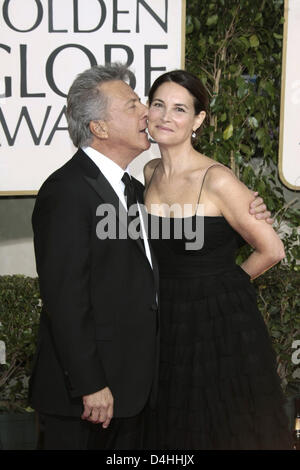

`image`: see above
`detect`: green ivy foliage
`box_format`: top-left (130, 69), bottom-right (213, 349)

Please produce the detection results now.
top-left (254, 266), bottom-right (300, 393)
top-left (186, 0), bottom-right (300, 269)
top-left (0, 276), bottom-right (41, 412)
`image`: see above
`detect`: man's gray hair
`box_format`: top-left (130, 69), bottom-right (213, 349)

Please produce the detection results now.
top-left (67, 63), bottom-right (132, 148)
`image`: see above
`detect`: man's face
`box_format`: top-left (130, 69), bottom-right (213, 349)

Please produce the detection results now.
top-left (100, 80), bottom-right (150, 159)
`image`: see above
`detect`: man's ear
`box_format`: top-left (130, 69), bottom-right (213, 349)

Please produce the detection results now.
top-left (89, 120), bottom-right (108, 139)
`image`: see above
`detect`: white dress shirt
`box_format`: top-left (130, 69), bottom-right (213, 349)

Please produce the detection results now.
top-left (82, 146), bottom-right (153, 268)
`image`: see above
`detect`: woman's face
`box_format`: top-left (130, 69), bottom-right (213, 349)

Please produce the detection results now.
top-left (148, 81), bottom-right (205, 147)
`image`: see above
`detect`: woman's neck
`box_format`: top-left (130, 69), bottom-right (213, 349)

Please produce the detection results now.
top-left (158, 142), bottom-right (202, 177)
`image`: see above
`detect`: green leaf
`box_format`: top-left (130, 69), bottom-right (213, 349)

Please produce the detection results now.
top-left (240, 144), bottom-right (252, 155)
top-left (266, 81), bottom-right (275, 98)
top-left (236, 76), bottom-right (246, 88)
top-left (250, 34), bottom-right (260, 48)
top-left (248, 116), bottom-right (259, 128)
top-left (256, 50), bottom-right (264, 64)
top-left (234, 152), bottom-right (243, 165)
top-left (206, 14), bottom-right (218, 26)
top-left (237, 86), bottom-right (248, 99)
top-left (229, 65), bottom-right (238, 73)
top-left (256, 128), bottom-right (266, 140)
top-left (186, 15), bottom-right (194, 34)
top-left (239, 36), bottom-right (250, 50)
top-left (200, 75), bottom-right (207, 86)
top-left (223, 124), bottom-right (233, 140)
top-left (197, 36), bottom-right (206, 49)
top-left (257, 180), bottom-right (266, 193)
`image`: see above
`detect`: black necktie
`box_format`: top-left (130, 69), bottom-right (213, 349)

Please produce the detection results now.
top-left (122, 172), bottom-right (145, 252)
top-left (121, 172), bottom-right (138, 213)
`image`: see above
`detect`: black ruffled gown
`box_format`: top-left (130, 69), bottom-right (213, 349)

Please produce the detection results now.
top-left (146, 213), bottom-right (292, 450)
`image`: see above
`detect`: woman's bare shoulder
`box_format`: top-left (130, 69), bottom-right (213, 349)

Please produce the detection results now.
top-left (204, 163), bottom-right (244, 195)
top-left (192, 153), bottom-right (232, 181)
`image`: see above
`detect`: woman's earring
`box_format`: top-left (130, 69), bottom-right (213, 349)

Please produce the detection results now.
top-left (192, 131), bottom-right (196, 138)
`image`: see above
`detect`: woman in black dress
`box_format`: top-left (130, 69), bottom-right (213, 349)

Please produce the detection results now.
top-left (143, 70), bottom-right (292, 450)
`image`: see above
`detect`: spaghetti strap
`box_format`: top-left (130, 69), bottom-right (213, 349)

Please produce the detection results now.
top-left (197, 163), bottom-right (222, 206)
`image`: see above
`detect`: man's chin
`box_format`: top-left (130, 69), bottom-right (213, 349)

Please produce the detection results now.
top-left (144, 140), bottom-right (151, 151)
top-left (140, 135), bottom-right (151, 152)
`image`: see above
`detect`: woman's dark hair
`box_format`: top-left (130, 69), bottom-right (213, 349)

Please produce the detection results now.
top-left (148, 69), bottom-right (209, 138)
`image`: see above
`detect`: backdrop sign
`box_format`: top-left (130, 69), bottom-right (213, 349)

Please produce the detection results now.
top-left (279, 0), bottom-right (300, 190)
top-left (0, 0), bottom-right (185, 194)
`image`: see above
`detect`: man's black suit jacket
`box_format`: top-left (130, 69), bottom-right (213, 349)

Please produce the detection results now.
top-left (29, 149), bottom-right (160, 418)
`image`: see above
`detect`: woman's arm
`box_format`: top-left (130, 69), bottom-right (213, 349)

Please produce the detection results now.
top-left (204, 166), bottom-right (285, 280)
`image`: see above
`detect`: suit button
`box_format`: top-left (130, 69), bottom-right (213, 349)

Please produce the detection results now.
top-left (151, 304), bottom-right (158, 311)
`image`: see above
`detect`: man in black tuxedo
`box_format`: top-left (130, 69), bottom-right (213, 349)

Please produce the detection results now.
top-left (29, 63), bottom-right (272, 450)
top-left (29, 63), bottom-right (159, 449)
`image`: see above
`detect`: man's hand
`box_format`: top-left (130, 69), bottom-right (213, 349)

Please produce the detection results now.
top-left (249, 191), bottom-right (274, 224)
top-left (81, 387), bottom-right (114, 428)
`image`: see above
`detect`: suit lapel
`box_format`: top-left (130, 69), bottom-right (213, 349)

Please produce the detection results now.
top-left (84, 172), bottom-right (128, 232)
top-left (75, 149), bottom-right (147, 260)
